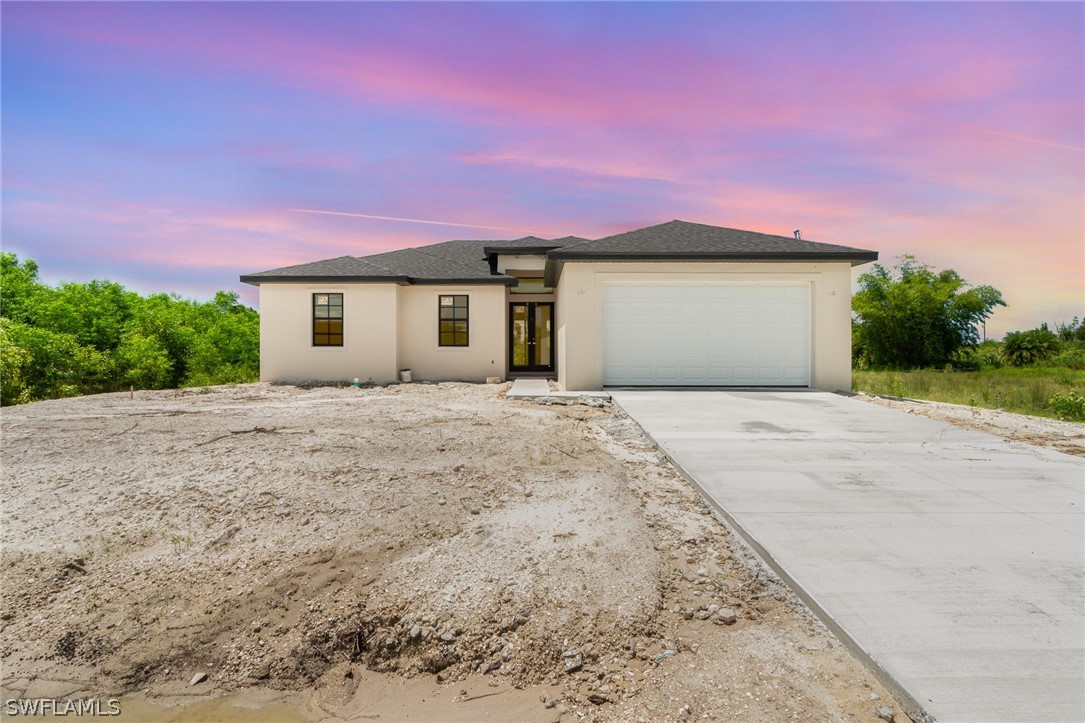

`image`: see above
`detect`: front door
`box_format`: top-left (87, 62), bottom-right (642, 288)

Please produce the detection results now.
top-left (509, 302), bottom-right (554, 373)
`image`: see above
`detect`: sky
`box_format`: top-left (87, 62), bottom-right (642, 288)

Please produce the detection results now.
top-left (2, 1), bottom-right (1082, 337)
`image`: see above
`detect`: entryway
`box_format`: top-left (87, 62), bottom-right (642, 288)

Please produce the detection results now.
top-left (509, 302), bottom-right (554, 373)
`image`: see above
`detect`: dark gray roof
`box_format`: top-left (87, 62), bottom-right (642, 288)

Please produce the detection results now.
top-left (483, 236), bottom-right (579, 255)
top-left (240, 255), bottom-right (408, 283)
top-left (242, 239), bottom-right (518, 285)
top-left (241, 221), bottom-right (876, 285)
top-left (549, 220), bottom-right (878, 264)
top-left (487, 236), bottom-right (563, 250)
top-left (361, 245), bottom-right (488, 281)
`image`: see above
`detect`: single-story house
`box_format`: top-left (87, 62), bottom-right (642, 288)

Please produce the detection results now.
top-left (240, 220), bottom-right (878, 391)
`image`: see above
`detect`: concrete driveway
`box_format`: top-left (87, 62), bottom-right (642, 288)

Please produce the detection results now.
top-left (609, 390), bottom-right (1084, 723)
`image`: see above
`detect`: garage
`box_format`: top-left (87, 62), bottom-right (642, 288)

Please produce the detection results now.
top-left (602, 283), bottom-right (811, 386)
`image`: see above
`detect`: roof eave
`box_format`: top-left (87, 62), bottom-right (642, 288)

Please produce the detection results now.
top-left (546, 251), bottom-right (879, 265)
top-left (409, 276), bottom-right (517, 286)
top-left (543, 259), bottom-right (563, 287)
top-left (484, 245), bottom-right (562, 256)
top-left (238, 274), bottom-right (411, 285)
top-left (239, 275), bottom-right (515, 286)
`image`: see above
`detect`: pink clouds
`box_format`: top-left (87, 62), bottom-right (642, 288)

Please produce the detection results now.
top-left (2, 2), bottom-right (1080, 338)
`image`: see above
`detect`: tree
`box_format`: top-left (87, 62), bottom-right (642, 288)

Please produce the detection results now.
top-left (2, 319), bottom-right (115, 400)
top-left (853, 256), bottom-right (1006, 368)
top-left (1, 254), bottom-right (261, 405)
top-left (1001, 328), bottom-right (1060, 366)
top-left (182, 292), bottom-right (260, 386)
top-left (1, 253), bottom-right (50, 325)
top-left (39, 279), bottom-right (139, 352)
top-left (1054, 317), bottom-right (1085, 343)
top-left (116, 333), bottom-right (173, 389)
top-left (0, 319), bottom-right (33, 405)
top-left (126, 293), bottom-right (198, 386)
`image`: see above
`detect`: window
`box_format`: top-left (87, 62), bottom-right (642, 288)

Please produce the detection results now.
top-left (313, 293), bottom-right (343, 346)
top-left (510, 277), bottom-right (553, 294)
top-left (438, 294), bottom-right (469, 347)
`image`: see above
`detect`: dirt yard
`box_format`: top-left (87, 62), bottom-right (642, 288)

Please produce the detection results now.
top-left (1, 383), bottom-right (912, 722)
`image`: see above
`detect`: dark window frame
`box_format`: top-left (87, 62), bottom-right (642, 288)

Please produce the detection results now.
top-left (312, 292), bottom-right (344, 347)
top-left (438, 294), bottom-right (469, 347)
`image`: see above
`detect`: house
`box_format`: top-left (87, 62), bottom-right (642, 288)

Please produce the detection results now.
top-left (240, 220), bottom-right (878, 391)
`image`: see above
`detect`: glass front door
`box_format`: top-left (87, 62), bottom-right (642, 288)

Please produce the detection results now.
top-left (509, 302), bottom-right (554, 372)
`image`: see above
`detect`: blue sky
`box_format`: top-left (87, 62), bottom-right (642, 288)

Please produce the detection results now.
top-left (3, 1), bottom-right (1082, 335)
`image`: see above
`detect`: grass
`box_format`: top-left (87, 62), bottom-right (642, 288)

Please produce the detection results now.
top-left (852, 366), bottom-right (1085, 421)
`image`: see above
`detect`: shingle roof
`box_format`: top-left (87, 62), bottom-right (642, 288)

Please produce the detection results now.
top-left (240, 255), bottom-right (408, 282)
top-left (241, 239), bottom-right (516, 285)
top-left (240, 221), bottom-right (876, 285)
top-left (549, 220), bottom-right (878, 264)
top-left (483, 236), bottom-right (570, 254)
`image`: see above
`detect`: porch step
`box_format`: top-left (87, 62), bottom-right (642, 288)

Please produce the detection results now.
top-left (506, 379), bottom-right (552, 399)
top-left (506, 378), bottom-right (611, 401)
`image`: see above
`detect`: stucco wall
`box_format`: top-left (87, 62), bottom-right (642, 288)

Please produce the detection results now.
top-left (258, 283), bottom-right (399, 383)
top-left (396, 285), bottom-right (507, 382)
top-left (555, 261), bottom-right (854, 392)
top-left (496, 255), bottom-right (547, 274)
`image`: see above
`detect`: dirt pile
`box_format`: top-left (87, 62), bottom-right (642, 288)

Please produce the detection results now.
top-left (1, 383), bottom-right (906, 721)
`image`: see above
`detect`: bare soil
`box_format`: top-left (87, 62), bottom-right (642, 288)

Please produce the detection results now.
top-left (855, 394), bottom-right (1085, 457)
top-left (2, 383), bottom-right (907, 721)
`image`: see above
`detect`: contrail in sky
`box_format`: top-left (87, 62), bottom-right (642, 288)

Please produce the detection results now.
top-left (290, 208), bottom-right (557, 234)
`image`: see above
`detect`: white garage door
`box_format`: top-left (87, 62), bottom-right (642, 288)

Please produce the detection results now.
top-left (603, 283), bottom-right (810, 386)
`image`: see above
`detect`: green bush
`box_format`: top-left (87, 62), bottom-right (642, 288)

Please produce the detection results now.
top-left (2, 319), bottom-right (115, 401)
top-left (951, 340), bottom-right (1003, 370)
top-left (1, 253), bottom-right (260, 405)
top-left (116, 333), bottom-right (173, 389)
top-left (1054, 317), bottom-right (1085, 343)
top-left (1046, 345), bottom-right (1085, 371)
top-left (1001, 328), bottom-right (1060, 366)
top-left (853, 367), bottom-right (1084, 420)
top-left (1048, 390), bottom-right (1085, 422)
top-left (0, 319), bottom-right (33, 405)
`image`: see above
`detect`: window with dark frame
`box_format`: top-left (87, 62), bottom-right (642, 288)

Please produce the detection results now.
top-left (438, 294), bottom-right (469, 347)
top-left (313, 293), bottom-right (343, 347)
top-left (510, 277), bottom-right (553, 294)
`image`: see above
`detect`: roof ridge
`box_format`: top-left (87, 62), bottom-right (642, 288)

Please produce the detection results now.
top-left (547, 234), bottom-right (599, 251)
top-left (409, 243), bottom-right (485, 273)
top-left (554, 220), bottom-right (689, 250)
top-left (349, 254), bottom-right (401, 276)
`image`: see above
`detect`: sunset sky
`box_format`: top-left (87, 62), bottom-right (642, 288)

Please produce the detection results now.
top-left (2, 2), bottom-right (1082, 336)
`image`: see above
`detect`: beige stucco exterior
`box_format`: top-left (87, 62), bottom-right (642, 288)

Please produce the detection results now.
top-left (257, 260), bottom-right (855, 391)
top-left (395, 285), bottom-right (506, 382)
top-left (554, 261), bottom-right (855, 392)
top-left (259, 282), bottom-right (399, 383)
top-left (257, 282), bottom-right (505, 384)
top-left (496, 254), bottom-right (547, 274)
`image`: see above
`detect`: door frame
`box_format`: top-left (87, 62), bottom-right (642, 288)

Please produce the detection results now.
top-left (508, 301), bottom-right (555, 373)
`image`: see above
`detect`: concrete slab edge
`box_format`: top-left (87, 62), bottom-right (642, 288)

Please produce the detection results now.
top-left (608, 397), bottom-right (935, 723)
